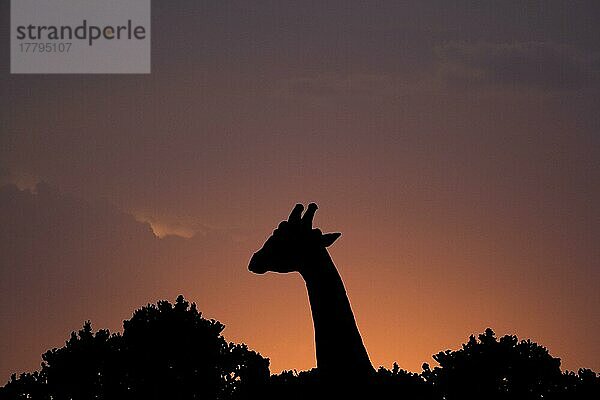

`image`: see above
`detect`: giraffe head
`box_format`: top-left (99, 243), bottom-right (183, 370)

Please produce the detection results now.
top-left (248, 203), bottom-right (341, 274)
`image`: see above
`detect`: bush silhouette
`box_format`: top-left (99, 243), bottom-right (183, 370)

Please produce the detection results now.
top-left (0, 296), bottom-right (269, 400)
top-left (422, 328), bottom-right (600, 400)
top-left (2, 301), bottom-right (599, 400)
top-left (255, 329), bottom-right (599, 400)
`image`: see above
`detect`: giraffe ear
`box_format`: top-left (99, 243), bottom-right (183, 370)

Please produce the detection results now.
top-left (321, 232), bottom-right (341, 247)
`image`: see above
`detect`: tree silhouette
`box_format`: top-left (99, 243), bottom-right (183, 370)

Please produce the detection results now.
top-left (0, 296), bottom-right (269, 400)
top-left (422, 328), bottom-right (600, 400)
top-left (40, 321), bottom-right (123, 399)
top-left (2, 306), bottom-right (599, 400)
top-left (264, 362), bottom-right (437, 399)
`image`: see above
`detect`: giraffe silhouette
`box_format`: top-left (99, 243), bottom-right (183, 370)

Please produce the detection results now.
top-left (249, 203), bottom-right (375, 382)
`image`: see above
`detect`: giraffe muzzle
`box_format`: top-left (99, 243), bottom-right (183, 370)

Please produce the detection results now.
top-left (248, 252), bottom-right (267, 274)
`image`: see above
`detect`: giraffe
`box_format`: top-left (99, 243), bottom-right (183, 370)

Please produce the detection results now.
top-left (248, 203), bottom-right (374, 381)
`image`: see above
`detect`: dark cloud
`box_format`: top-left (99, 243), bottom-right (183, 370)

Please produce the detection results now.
top-left (274, 40), bottom-right (600, 101)
top-left (435, 41), bottom-right (598, 90)
top-left (0, 166), bottom-right (9, 182)
top-left (0, 183), bottom-right (248, 382)
top-left (276, 73), bottom-right (412, 103)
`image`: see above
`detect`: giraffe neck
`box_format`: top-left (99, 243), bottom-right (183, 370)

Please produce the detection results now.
top-left (300, 248), bottom-right (374, 379)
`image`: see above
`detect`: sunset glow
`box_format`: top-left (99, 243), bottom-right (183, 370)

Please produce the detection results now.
top-left (1, 1), bottom-right (599, 384)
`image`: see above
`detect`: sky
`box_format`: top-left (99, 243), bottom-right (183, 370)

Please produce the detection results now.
top-left (1, 0), bottom-right (599, 383)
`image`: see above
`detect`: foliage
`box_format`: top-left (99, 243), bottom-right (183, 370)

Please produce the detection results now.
top-left (0, 296), bottom-right (269, 400)
top-left (2, 303), bottom-right (598, 400)
top-left (422, 328), bottom-right (600, 400)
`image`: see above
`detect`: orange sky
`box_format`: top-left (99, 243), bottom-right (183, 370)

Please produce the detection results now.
top-left (1, 1), bottom-right (599, 383)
